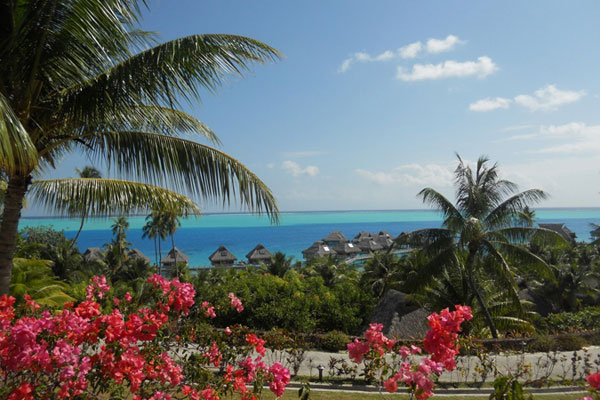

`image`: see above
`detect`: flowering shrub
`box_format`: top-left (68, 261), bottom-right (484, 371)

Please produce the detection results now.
top-left (580, 371), bottom-right (600, 400)
top-left (0, 274), bottom-right (289, 400)
top-left (347, 305), bottom-right (473, 399)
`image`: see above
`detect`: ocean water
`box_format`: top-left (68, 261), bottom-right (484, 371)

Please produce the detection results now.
top-left (19, 209), bottom-right (600, 267)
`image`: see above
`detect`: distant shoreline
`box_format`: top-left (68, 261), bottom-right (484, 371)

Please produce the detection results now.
top-left (20, 206), bottom-right (600, 219)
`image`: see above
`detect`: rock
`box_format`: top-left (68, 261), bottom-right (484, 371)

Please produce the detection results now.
top-left (367, 289), bottom-right (429, 339)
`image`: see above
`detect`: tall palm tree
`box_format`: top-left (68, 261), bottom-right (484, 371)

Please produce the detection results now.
top-left (161, 208), bottom-right (182, 275)
top-left (0, 0), bottom-right (281, 294)
top-left (106, 216), bottom-right (131, 278)
top-left (405, 155), bottom-right (562, 338)
top-left (142, 212), bottom-right (161, 269)
top-left (71, 166), bottom-right (102, 246)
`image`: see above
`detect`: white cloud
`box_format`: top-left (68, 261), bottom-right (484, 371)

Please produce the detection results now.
top-left (355, 163), bottom-right (454, 187)
top-left (505, 122), bottom-right (600, 154)
top-left (282, 150), bottom-right (324, 158)
top-left (426, 35), bottom-right (463, 53)
top-left (514, 84), bottom-right (585, 111)
top-left (469, 97), bottom-right (512, 112)
top-left (398, 41), bottom-right (423, 59)
top-left (338, 35), bottom-right (463, 72)
top-left (266, 163), bottom-right (274, 168)
top-left (396, 56), bottom-right (498, 81)
top-left (282, 160), bottom-right (319, 177)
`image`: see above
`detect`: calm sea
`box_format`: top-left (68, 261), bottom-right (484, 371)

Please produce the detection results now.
top-left (19, 209), bottom-right (600, 267)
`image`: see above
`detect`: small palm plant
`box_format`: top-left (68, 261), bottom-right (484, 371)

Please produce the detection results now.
top-left (10, 258), bottom-right (74, 307)
top-left (405, 155), bottom-right (562, 338)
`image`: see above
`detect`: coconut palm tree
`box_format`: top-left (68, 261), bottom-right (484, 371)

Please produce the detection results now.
top-left (267, 251), bottom-right (294, 277)
top-left (71, 166), bottom-right (102, 246)
top-left (142, 212), bottom-right (161, 269)
top-left (0, 0), bottom-right (281, 294)
top-left (405, 155), bottom-right (562, 338)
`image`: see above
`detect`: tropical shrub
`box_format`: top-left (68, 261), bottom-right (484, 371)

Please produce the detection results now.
top-left (542, 307), bottom-right (600, 333)
top-left (0, 275), bottom-right (290, 399)
top-left (321, 330), bottom-right (350, 352)
top-left (346, 305), bottom-right (473, 399)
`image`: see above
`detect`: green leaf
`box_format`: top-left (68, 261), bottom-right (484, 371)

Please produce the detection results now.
top-left (0, 92), bottom-right (38, 174)
top-left (28, 178), bottom-right (200, 217)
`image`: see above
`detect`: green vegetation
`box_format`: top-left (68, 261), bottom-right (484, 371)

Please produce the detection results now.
top-left (0, 0), bottom-right (281, 296)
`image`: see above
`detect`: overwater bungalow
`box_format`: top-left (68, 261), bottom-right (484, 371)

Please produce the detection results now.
top-left (374, 231), bottom-right (395, 249)
top-left (246, 244), bottom-right (272, 265)
top-left (332, 241), bottom-right (361, 258)
top-left (83, 247), bottom-right (104, 263)
top-left (322, 230), bottom-right (348, 245)
top-left (302, 241), bottom-right (336, 261)
top-left (129, 248), bottom-right (150, 263)
top-left (161, 247), bottom-right (191, 271)
top-left (539, 223), bottom-right (577, 243)
top-left (209, 245), bottom-right (237, 266)
top-left (353, 231), bottom-right (373, 242)
top-left (353, 237), bottom-right (383, 253)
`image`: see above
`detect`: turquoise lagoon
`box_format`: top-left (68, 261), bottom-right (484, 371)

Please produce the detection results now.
top-left (19, 209), bottom-right (600, 267)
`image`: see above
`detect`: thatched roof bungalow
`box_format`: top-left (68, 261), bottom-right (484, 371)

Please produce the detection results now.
top-left (302, 241), bottom-right (336, 261)
top-left (161, 247), bottom-right (190, 269)
top-left (209, 245), bottom-right (237, 266)
top-left (322, 230), bottom-right (348, 245)
top-left (129, 248), bottom-right (150, 263)
top-left (374, 231), bottom-right (394, 249)
top-left (353, 237), bottom-right (383, 252)
top-left (246, 244), bottom-right (272, 265)
top-left (83, 247), bottom-right (104, 263)
top-left (539, 223), bottom-right (577, 243)
top-left (332, 241), bottom-right (361, 258)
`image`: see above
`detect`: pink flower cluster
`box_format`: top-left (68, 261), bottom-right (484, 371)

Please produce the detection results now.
top-left (347, 305), bottom-right (472, 400)
top-left (228, 292), bottom-right (244, 313)
top-left (0, 275), bottom-right (291, 400)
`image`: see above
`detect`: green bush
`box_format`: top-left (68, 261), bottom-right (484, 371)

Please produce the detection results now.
top-left (543, 307), bottom-right (600, 333)
top-left (527, 335), bottom-right (557, 352)
top-left (321, 330), bottom-right (350, 352)
top-left (554, 335), bottom-right (586, 351)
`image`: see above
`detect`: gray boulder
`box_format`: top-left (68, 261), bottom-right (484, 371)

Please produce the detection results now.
top-left (367, 289), bottom-right (429, 339)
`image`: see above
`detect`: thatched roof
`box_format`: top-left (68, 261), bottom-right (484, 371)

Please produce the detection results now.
top-left (209, 245), bottom-right (237, 264)
top-left (353, 231), bottom-right (373, 241)
top-left (353, 238), bottom-right (383, 252)
top-left (302, 241), bottom-right (336, 260)
top-left (539, 223), bottom-right (577, 242)
top-left (373, 233), bottom-right (394, 249)
top-left (591, 226), bottom-right (600, 237)
top-left (246, 244), bottom-right (272, 264)
top-left (322, 230), bottom-right (348, 243)
top-left (83, 247), bottom-right (104, 262)
top-left (368, 289), bottom-right (429, 339)
top-left (161, 247), bottom-right (190, 264)
top-left (332, 241), bottom-right (361, 256)
top-left (129, 248), bottom-right (150, 263)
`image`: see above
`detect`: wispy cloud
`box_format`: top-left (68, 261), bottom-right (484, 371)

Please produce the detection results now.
top-left (514, 84), bottom-right (585, 111)
top-left (282, 150), bottom-right (324, 158)
top-left (338, 35), bottom-right (463, 73)
top-left (396, 56), bottom-right (497, 81)
top-left (426, 35), bottom-right (463, 53)
top-left (469, 97), bottom-right (511, 112)
top-left (505, 122), bottom-right (600, 154)
top-left (282, 160), bottom-right (320, 177)
top-left (470, 84), bottom-right (585, 112)
top-left (355, 163), bottom-right (454, 186)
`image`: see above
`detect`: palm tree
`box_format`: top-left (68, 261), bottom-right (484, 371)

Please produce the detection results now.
top-left (406, 155), bottom-right (562, 338)
top-left (71, 166), bottom-right (102, 246)
top-left (10, 258), bottom-right (75, 307)
top-left (106, 216), bottom-right (131, 278)
top-left (0, 0), bottom-right (281, 294)
top-left (161, 209), bottom-right (182, 276)
top-left (142, 212), bottom-right (161, 269)
top-left (362, 252), bottom-right (404, 298)
top-left (267, 251), bottom-right (294, 277)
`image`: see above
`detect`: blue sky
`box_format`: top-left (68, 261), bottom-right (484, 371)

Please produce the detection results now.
top-left (31, 1), bottom-right (600, 215)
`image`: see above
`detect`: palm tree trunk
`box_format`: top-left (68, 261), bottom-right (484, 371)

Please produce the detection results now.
top-left (0, 176), bottom-right (30, 295)
top-left (171, 234), bottom-right (177, 278)
top-left (71, 212), bottom-right (87, 247)
top-left (158, 239), bottom-right (162, 275)
top-left (466, 249), bottom-right (498, 338)
top-left (154, 236), bottom-right (158, 269)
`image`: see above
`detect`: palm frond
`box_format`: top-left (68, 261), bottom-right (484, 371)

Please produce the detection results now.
top-left (78, 131), bottom-right (278, 220)
top-left (489, 241), bottom-right (554, 281)
top-left (485, 189), bottom-right (548, 229)
top-left (417, 188), bottom-right (464, 231)
top-left (28, 178), bottom-right (200, 217)
top-left (61, 34), bottom-right (281, 122)
top-left (480, 241), bottom-right (524, 316)
top-left (0, 92), bottom-right (38, 174)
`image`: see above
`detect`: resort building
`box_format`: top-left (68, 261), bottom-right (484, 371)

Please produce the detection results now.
top-left (161, 247), bottom-right (191, 272)
top-left (539, 223), bottom-right (577, 243)
top-left (373, 231), bottom-right (395, 249)
top-left (209, 245), bottom-right (238, 266)
top-left (332, 241), bottom-right (361, 258)
top-left (83, 247), bottom-right (104, 263)
top-left (128, 248), bottom-right (151, 263)
top-left (322, 230), bottom-right (348, 246)
top-left (246, 244), bottom-right (272, 265)
top-left (302, 241), bottom-right (337, 261)
top-left (352, 237), bottom-right (383, 253)
top-left (353, 231), bottom-right (373, 242)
